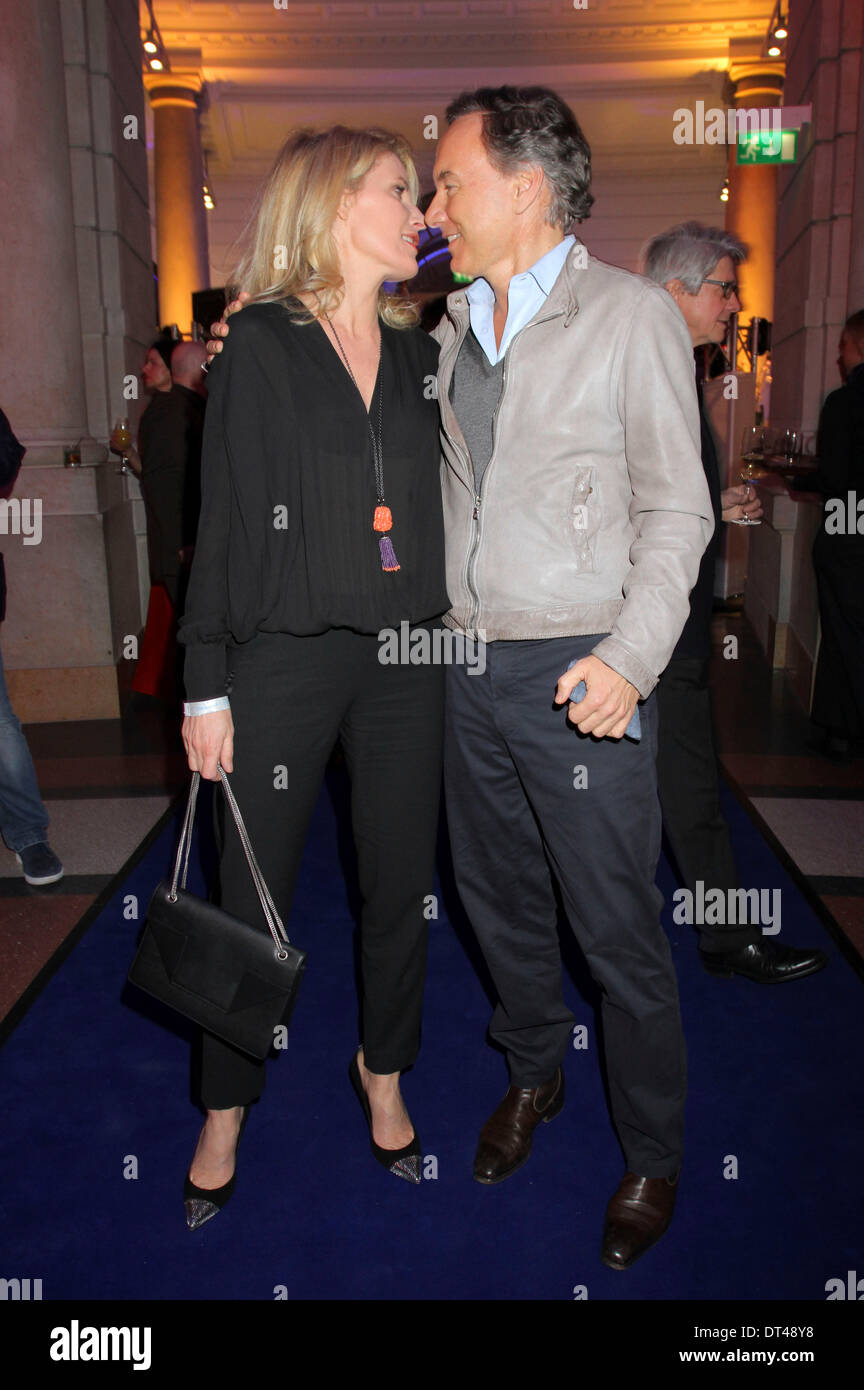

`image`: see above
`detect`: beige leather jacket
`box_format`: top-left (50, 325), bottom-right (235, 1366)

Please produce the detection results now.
top-left (429, 241), bottom-right (714, 697)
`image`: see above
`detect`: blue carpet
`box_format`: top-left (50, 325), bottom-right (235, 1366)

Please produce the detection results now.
top-left (0, 770), bottom-right (861, 1302)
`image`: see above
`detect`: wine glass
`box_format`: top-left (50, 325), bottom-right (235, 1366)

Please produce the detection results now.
top-left (740, 425), bottom-right (764, 462)
top-left (734, 427), bottom-right (764, 525)
top-left (111, 417), bottom-right (131, 474)
top-left (781, 428), bottom-right (801, 464)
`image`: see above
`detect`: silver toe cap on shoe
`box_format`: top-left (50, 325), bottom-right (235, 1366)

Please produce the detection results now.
top-left (185, 1198), bottom-right (220, 1230)
top-left (389, 1154), bottom-right (421, 1184)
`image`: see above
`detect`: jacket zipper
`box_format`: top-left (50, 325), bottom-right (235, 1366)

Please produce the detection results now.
top-left (462, 306), bottom-right (566, 634)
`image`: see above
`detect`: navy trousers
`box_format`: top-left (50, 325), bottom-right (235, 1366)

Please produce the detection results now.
top-left (443, 634), bottom-right (686, 1177)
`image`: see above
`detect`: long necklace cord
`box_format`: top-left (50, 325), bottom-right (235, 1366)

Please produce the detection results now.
top-left (324, 313), bottom-right (400, 572)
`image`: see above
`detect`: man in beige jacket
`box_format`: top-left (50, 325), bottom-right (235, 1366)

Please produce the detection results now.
top-left (426, 85), bottom-right (713, 1270)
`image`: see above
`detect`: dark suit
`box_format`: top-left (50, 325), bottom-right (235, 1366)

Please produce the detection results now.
top-left (138, 385), bottom-right (205, 612)
top-left (811, 362), bottom-right (864, 740)
top-left (655, 383), bottom-right (759, 955)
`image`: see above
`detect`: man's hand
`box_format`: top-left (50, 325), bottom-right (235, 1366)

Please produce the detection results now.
top-left (205, 290), bottom-right (250, 363)
top-left (554, 654), bottom-right (639, 739)
top-left (721, 482), bottom-right (764, 524)
top-left (182, 708), bottom-right (234, 781)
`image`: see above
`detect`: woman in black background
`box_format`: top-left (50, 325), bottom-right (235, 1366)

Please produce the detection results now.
top-left (179, 126), bottom-right (448, 1227)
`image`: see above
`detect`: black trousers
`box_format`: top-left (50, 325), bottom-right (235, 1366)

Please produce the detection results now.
top-left (197, 626), bottom-right (444, 1110)
top-left (655, 655), bottom-right (758, 955)
top-left (443, 635), bottom-right (686, 1178)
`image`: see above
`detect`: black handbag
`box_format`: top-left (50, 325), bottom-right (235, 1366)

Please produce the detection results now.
top-left (128, 765), bottom-right (307, 1060)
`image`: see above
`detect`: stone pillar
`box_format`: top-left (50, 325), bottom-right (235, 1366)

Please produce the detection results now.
top-left (773, 0), bottom-right (863, 427)
top-left (767, 0), bottom-right (863, 706)
top-left (725, 52), bottom-right (786, 366)
top-left (145, 70), bottom-right (210, 334)
top-left (843, 5), bottom-right (864, 312)
top-left (0, 1), bottom-right (91, 461)
top-left (0, 0), bottom-right (156, 721)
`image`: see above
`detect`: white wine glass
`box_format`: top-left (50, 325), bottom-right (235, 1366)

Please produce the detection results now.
top-left (112, 417), bottom-right (131, 474)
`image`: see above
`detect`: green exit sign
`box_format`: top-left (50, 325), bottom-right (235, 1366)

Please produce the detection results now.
top-left (736, 129), bottom-right (798, 164)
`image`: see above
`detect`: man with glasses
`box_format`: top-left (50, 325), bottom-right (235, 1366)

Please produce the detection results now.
top-left (642, 222), bottom-right (826, 985)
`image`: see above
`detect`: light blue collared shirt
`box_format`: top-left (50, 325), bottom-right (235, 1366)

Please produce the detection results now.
top-left (465, 234), bottom-right (575, 366)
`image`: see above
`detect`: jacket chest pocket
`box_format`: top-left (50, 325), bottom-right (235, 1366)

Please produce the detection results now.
top-left (567, 466), bottom-right (596, 573)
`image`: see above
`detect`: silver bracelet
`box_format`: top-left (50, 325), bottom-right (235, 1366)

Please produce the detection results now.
top-left (183, 697), bottom-right (230, 717)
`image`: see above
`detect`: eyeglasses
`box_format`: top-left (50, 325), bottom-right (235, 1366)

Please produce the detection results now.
top-left (702, 278), bottom-right (740, 300)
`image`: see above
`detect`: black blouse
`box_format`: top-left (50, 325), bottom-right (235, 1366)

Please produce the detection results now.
top-left (179, 300), bottom-right (449, 700)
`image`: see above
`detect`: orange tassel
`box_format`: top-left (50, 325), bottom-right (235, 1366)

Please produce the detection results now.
top-left (373, 505), bottom-right (393, 533)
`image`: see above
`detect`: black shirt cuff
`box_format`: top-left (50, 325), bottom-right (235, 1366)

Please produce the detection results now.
top-left (183, 643), bottom-right (228, 703)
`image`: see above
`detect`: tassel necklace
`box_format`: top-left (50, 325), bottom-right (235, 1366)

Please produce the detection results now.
top-left (324, 313), bottom-right (400, 573)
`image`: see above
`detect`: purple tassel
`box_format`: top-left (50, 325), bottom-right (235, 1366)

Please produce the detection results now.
top-left (379, 534), bottom-right (400, 572)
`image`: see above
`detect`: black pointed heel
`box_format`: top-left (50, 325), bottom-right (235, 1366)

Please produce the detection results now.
top-left (184, 1105), bottom-right (250, 1230)
top-left (348, 1051), bottom-right (421, 1184)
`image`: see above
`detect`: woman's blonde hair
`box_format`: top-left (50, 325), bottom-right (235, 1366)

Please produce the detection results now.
top-left (229, 125), bottom-right (422, 329)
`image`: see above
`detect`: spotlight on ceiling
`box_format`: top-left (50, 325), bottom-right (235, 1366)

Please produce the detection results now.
top-left (765, 4), bottom-right (787, 58)
top-left (141, 2), bottom-right (169, 73)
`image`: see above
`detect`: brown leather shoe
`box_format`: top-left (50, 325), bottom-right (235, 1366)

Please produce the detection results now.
top-left (473, 1068), bottom-right (564, 1184)
top-left (601, 1171), bottom-right (680, 1270)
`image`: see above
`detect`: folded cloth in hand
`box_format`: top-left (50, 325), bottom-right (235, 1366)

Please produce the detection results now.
top-left (565, 668), bottom-right (642, 741)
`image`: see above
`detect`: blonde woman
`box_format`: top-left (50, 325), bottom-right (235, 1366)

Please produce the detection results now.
top-left (179, 127), bottom-right (448, 1227)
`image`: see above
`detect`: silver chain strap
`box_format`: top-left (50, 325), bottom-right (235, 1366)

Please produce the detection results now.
top-left (168, 766), bottom-right (292, 961)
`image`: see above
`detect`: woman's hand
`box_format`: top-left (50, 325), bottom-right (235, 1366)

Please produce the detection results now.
top-left (205, 291), bottom-right (250, 363)
top-left (182, 708), bottom-right (234, 780)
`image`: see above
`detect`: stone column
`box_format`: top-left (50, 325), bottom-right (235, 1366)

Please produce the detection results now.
top-left (0, 1), bottom-right (91, 461)
top-left (725, 53), bottom-right (786, 366)
top-left (764, 0), bottom-right (863, 706)
top-left (145, 70), bottom-right (210, 334)
top-left (0, 0), bottom-right (156, 722)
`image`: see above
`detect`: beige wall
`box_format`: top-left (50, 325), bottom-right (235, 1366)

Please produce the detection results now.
top-left (203, 76), bottom-right (730, 288)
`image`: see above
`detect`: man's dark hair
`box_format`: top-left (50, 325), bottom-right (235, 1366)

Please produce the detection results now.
top-left (843, 308), bottom-right (864, 350)
top-left (445, 85), bottom-right (593, 229)
top-left (150, 336), bottom-right (177, 370)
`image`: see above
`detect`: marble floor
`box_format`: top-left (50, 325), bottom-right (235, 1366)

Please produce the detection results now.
top-left (1, 612), bottom-right (861, 1032)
